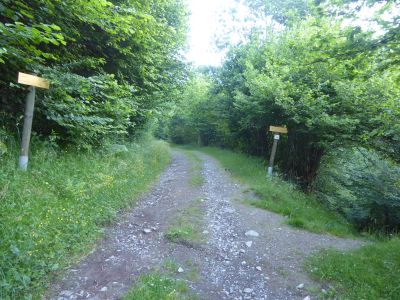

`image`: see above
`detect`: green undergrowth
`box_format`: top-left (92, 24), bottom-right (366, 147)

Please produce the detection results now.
top-left (306, 237), bottom-right (400, 299)
top-left (165, 198), bottom-right (205, 245)
top-left (123, 272), bottom-right (192, 300)
top-left (0, 138), bottom-right (171, 299)
top-left (182, 146), bottom-right (356, 237)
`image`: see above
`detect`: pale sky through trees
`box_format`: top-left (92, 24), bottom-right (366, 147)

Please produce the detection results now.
top-left (186, 0), bottom-right (242, 66)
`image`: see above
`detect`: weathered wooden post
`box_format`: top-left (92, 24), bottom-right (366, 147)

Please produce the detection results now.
top-left (267, 126), bottom-right (288, 177)
top-left (17, 72), bottom-right (50, 170)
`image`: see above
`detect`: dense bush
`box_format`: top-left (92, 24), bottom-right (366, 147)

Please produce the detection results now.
top-left (0, 0), bottom-right (188, 147)
top-left (315, 148), bottom-right (400, 232)
top-left (38, 68), bottom-right (138, 148)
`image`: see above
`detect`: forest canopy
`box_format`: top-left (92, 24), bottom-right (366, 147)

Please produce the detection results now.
top-left (0, 0), bottom-right (188, 147)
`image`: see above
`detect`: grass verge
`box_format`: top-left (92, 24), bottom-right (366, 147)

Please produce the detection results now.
top-left (184, 146), bottom-right (355, 237)
top-left (165, 198), bottom-right (205, 245)
top-left (0, 138), bottom-right (170, 299)
top-left (306, 238), bottom-right (400, 299)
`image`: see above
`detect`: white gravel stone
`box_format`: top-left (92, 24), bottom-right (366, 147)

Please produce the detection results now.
top-left (243, 288), bottom-right (253, 294)
top-left (178, 267), bottom-right (184, 273)
top-left (303, 296), bottom-right (311, 300)
top-left (203, 230), bottom-right (209, 234)
top-left (296, 283), bottom-right (305, 289)
top-left (143, 228), bottom-right (152, 234)
top-left (245, 241), bottom-right (253, 248)
top-left (245, 230), bottom-right (259, 237)
top-left (100, 287), bottom-right (108, 292)
top-left (256, 266), bottom-right (262, 271)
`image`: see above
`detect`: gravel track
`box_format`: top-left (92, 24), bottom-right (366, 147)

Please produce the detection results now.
top-left (47, 149), bottom-right (363, 300)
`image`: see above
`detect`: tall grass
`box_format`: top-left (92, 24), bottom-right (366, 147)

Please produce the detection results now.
top-left (0, 137), bottom-right (170, 299)
top-left (306, 238), bottom-right (400, 299)
top-left (189, 146), bottom-right (355, 237)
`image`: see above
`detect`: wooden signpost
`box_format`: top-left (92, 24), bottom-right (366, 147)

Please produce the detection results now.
top-left (268, 125), bottom-right (288, 176)
top-left (17, 72), bottom-right (50, 170)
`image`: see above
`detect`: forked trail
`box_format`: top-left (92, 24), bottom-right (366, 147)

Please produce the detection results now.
top-left (48, 150), bottom-right (362, 300)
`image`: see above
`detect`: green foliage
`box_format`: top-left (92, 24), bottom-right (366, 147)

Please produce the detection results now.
top-left (38, 68), bottom-right (137, 147)
top-left (0, 0), bottom-right (188, 146)
top-left (0, 21), bottom-right (65, 64)
top-left (306, 237), bottom-right (400, 299)
top-left (190, 146), bottom-right (355, 237)
top-left (245, 0), bottom-right (312, 25)
top-left (167, 74), bottom-right (213, 145)
top-left (315, 148), bottom-right (400, 232)
top-left (123, 273), bottom-right (192, 300)
top-left (0, 137), bottom-right (170, 299)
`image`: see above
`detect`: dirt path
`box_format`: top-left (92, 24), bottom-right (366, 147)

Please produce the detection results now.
top-left (48, 150), bottom-right (363, 300)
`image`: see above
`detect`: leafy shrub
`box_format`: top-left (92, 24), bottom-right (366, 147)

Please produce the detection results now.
top-left (315, 148), bottom-right (400, 232)
top-left (36, 68), bottom-right (138, 148)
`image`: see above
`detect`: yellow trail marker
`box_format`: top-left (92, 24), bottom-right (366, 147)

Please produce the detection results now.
top-left (267, 125), bottom-right (288, 176)
top-left (18, 72), bottom-right (50, 89)
top-left (269, 126), bottom-right (288, 134)
top-left (17, 72), bottom-right (50, 170)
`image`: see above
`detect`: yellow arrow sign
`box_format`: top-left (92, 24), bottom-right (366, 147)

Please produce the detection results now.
top-left (18, 72), bottom-right (50, 89)
top-left (269, 126), bottom-right (288, 134)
